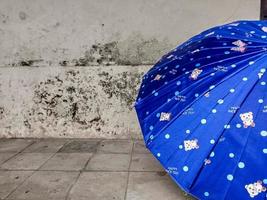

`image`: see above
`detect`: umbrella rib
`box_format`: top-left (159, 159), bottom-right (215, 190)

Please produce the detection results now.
top-left (148, 54), bottom-right (266, 179)
top-left (222, 79), bottom-right (266, 200)
top-left (190, 75), bottom-right (262, 191)
top-left (141, 53), bottom-right (267, 144)
top-left (164, 58), bottom-right (264, 169)
top-left (139, 49), bottom-right (265, 111)
top-left (146, 30), bottom-right (267, 78)
top-left (135, 20), bottom-right (267, 200)
top-left (138, 49), bottom-right (266, 106)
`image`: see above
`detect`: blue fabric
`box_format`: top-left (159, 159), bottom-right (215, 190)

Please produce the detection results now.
top-left (135, 20), bottom-right (267, 200)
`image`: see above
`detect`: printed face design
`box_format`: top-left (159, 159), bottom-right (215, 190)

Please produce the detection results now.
top-left (245, 181), bottom-right (266, 198)
top-left (240, 112), bottom-right (255, 128)
top-left (232, 40), bottom-right (246, 47)
top-left (184, 139), bottom-right (199, 151)
top-left (231, 40), bottom-right (247, 53)
top-left (190, 68), bottom-right (203, 80)
top-left (231, 46), bottom-right (246, 53)
top-left (159, 112), bottom-right (171, 121)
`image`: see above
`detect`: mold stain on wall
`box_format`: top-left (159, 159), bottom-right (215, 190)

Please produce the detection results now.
top-left (64, 33), bottom-right (172, 67)
top-left (98, 70), bottom-right (144, 110)
top-left (4, 32), bottom-right (172, 67)
top-left (24, 69), bottom-right (105, 137)
top-left (5, 66), bottom-right (146, 138)
top-left (0, 107), bottom-right (5, 120)
top-left (18, 11), bottom-right (27, 20)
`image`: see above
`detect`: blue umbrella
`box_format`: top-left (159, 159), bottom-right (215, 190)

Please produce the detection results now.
top-left (135, 20), bottom-right (267, 200)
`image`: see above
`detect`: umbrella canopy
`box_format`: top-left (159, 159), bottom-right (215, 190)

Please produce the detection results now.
top-left (135, 20), bottom-right (267, 200)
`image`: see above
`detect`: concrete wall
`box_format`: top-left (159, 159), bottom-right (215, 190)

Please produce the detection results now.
top-left (0, 0), bottom-right (260, 138)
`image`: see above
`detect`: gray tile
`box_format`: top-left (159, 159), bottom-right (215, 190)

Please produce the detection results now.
top-left (0, 171), bottom-right (34, 199)
top-left (7, 171), bottom-right (79, 200)
top-left (130, 153), bottom-right (164, 171)
top-left (86, 153), bottom-right (130, 171)
top-left (126, 172), bottom-right (194, 200)
top-left (59, 140), bottom-right (99, 153)
top-left (133, 140), bottom-right (150, 154)
top-left (1, 153), bottom-right (54, 170)
top-left (97, 140), bottom-right (133, 154)
top-left (0, 153), bottom-right (17, 165)
top-left (40, 153), bottom-right (92, 171)
top-left (68, 172), bottom-right (127, 200)
top-left (23, 139), bottom-right (68, 153)
top-left (0, 139), bottom-right (34, 153)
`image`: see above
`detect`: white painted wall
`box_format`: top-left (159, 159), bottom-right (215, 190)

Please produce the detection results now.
top-left (0, 0), bottom-right (260, 66)
top-left (0, 0), bottom-right (261, 138)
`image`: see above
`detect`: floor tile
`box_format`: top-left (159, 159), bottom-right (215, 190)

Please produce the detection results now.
top-left (130, 153), bottom-right (163, 171)
top-left (1, 153), bottom-right (53, 170)
top-left (0, 139), bottom-right (34, 153)
top-left (126, 172), bottom-right (195, 200)
top-left (68, 172), bottom-right (127, 200)
top-left (7, 171), bottom-right (79, 200)
top-left (133, 140), bottom-right (150, 154)
top-left (23, 139), bottom-right (68, 153)
top-left (85, 153), bottom-right (130, 171)
top-left (0, 171), bottom-right (33, 199)
top-left (0, 153), bottom-right (17, 165)
top-left (40, 153), bottom-right (92, 171)
top-left (58, 140), bottom-right (99, 153)
top-left (97, 140), bottom-right (133, 154)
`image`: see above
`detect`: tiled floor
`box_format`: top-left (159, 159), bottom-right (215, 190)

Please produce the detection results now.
top-left (0, 139), bottom-right (195, 200)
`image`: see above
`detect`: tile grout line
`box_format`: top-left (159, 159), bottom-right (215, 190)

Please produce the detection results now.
top-left (3, 140), bottom-right (70, 200)
top-left (64, 171), bottom-right (82, 200)
top-left (56, 140), bottom-right (74, 153)
top-left (0, 139), bottom-right (164, 200)
top-left (35, 147), bottom-right (67, 171)
top-left (4, 169), bottom-right (36, 200)
top-left (0, 140), bottom-right (37, 166)
top-left (29, 139), bottom-right (72, 171)
top-left (3, 139), bottom-right (103, 200)
top-left (123, 140), bottom-right (134, 200)
top-left (1, 141), bottom-right (38, 199)
top-left (64, 140), bottom-right (101, 200)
